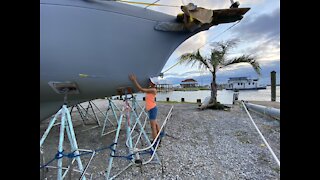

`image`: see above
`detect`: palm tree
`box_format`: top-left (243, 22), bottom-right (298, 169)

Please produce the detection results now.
top-left (179, 40), bottom-right (261, 109)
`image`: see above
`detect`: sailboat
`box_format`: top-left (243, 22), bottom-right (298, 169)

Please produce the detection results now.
top-left (40, 0), bottom-right (250, 121)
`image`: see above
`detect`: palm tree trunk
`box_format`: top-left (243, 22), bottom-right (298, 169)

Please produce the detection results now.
top-left (210, 72), bottom-right (218, 105)
top-left (199, 71), bottom-right (218, 110)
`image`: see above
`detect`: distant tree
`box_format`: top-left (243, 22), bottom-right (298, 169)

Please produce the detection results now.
top-left (179, 40), bottom-right (261, 109)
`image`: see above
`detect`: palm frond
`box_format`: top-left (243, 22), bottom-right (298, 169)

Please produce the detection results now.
top-left (178, 40), bottom-right (260, 76)
top-left (210, 40), bottom-right (237, 67)
top-left (250, 60), bottom-right (261, 76)
top-left (210, 49), bottom-right (223, 69)
top-left (179, 50), bottom-right (212, 71)
top-left (224, 55), bottom-right (261, 75)
top-left (180, 50), bottom-right (201, 65)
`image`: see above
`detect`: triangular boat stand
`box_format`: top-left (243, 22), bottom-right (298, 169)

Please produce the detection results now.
top-left (104, 88), bottom-right (174, 180)
top-left (101, 98), bottom-right (122, 136)
top-left (40, 88), bottom-right (174, 180)
top-left (40, 93), bottom-right (93, 180)
top-left (70, 100), bottom-right (103, 132)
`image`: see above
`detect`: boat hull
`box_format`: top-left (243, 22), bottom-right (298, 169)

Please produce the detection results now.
top-left (40, 0), bottom-right (198, 121)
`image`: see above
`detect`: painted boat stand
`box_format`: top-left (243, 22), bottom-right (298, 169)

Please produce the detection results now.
top-left (104, 88), bottom-right (174, 180)
top-left (101, 98), bottom-right (122, 137)
top-left (40, 93), bottom-right (93, 180)
top-left (40, 88), bottom-right (173, 180)
top-left (47, 100), bottom-right (102, 131)
top-left (69, 100), bottom-right (103, 132)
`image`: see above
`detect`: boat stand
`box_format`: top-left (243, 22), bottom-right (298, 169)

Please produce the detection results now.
top-left (69, 100), bottom-right (104, 132)
top-left (104, 87), bottom-right (174, 180)
top-left (40, 93), bottom-right (94, 180)
top-left (101, 98), bottom-right (122, 136)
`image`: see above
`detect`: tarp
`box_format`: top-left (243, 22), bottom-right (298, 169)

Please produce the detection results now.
top-left (181, 3), bottom-right (213, 24)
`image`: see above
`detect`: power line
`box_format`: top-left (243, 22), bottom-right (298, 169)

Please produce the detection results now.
top-left (198, 20), bottom-right (241, 50)
top-left (144, 0), bottom-right (160, 9)
top-left (161, 57), bottom-right (181, 73)
top-left (162, 20), bottom-right (241, 74)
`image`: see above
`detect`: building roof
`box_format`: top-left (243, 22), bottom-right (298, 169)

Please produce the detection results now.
top-left (181, 78), bottom-right (197, 82)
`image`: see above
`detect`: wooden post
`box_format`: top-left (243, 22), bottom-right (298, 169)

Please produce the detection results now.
top-left (271, 71), bottom-right (276, 101)
top-left (233, 90), bottom-right (239, 104)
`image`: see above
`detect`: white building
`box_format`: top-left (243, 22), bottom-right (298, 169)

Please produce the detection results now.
top-left (226, 77), bottom-right (266, 90)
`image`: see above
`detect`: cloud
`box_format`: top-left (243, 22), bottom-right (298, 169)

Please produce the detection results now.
top-left (238, 0), bottom-right (265, 6)
top-left (159, 0), bottom-right (279, 59)
top-left (174, 7), bottom-right (280, 63)
top-left (164, 69), bottom-right (209, 78)
top-left (160, 0), bottom-right (269, 55)
top-left (259, 59), bottom-right (280, 66)
top-left (217, 59), bottom-right (279, 77)
top-left (159, 0), bottom-right (280, 79)
top-left (248, 35), bottom-right (279, 60)
top-left (231, 7), bottom-right (280, 40)
top-left (131, 0), bottom-right (266, 16)
top-left (149, 0), bottom-right (229, 16)
top-left (219, 63), bottom-right (253, 72)
top-left (226, 7), bottom-right (280, 61)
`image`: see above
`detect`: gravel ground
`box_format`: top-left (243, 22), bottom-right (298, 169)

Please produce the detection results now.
top-left (40, 99), bottom-right (280, 180)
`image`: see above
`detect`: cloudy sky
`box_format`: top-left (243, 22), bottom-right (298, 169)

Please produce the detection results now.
top-left (127, 0), bottom-right (280, 85)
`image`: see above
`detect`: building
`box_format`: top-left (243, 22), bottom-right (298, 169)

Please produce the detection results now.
top-left (157, 79), bottom-right (173, 92)
top-left (180, 79), bottom-right (198, 88)
top-left (226, 77), bottom-right (266, 90)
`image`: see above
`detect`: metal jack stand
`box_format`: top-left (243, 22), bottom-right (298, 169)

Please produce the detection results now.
top-left (40, 83), bottom-right (94, 180)
top-left (40, 147), bottom-right (47, 179)
top-left (101, 98), bottom-right (122, 136)
top-left (104, 87), bottom-right (173, 180)
top-left (130, 101), bottom-right (174, 165)
top-left (70, 100), bottom-right (103, 132)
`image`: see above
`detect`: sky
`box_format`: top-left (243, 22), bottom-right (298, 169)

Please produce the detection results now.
top-left (125, 0), bottom-right (280, 85)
